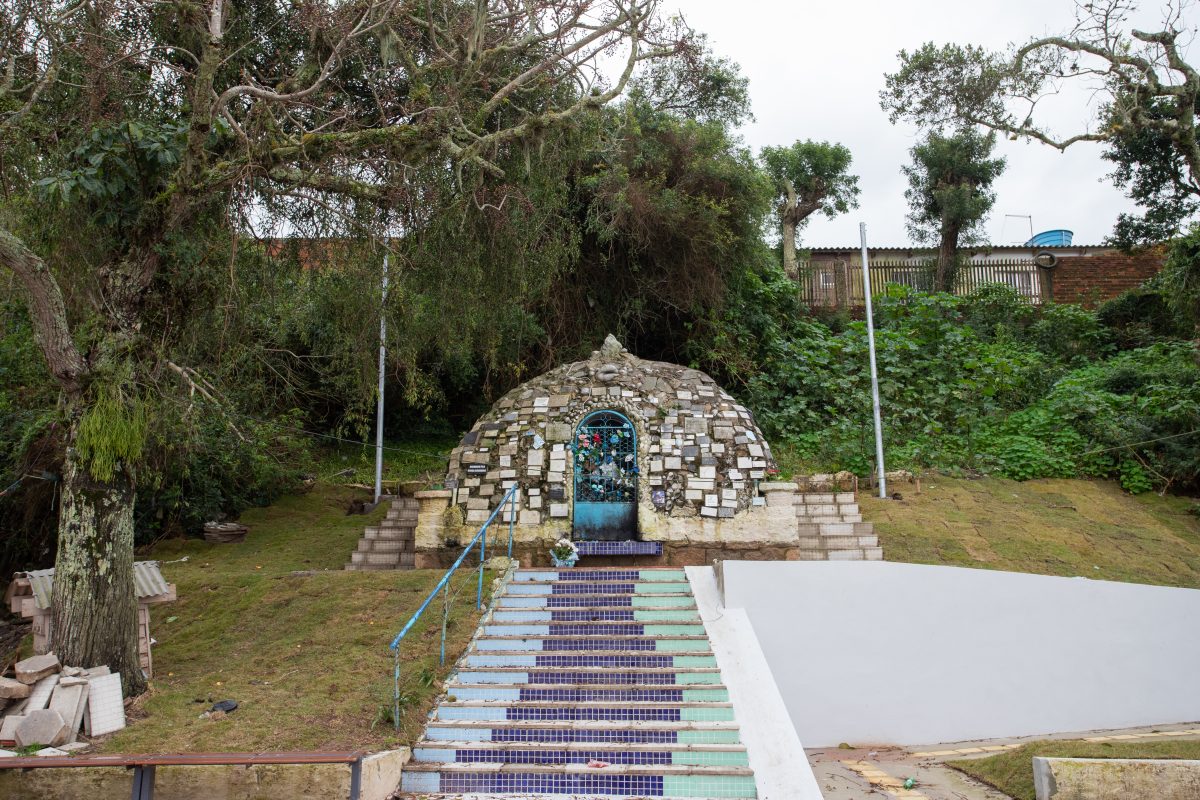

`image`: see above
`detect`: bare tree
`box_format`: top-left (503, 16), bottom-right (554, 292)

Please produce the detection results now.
top-left (882, 0), bottom-right (1200, 197)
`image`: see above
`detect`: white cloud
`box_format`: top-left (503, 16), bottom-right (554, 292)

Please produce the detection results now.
top-left (672, 0), bottom-right (1192, 246)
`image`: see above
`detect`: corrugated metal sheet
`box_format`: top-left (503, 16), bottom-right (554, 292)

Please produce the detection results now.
top-left (17, 561), bottom-right (170, 609)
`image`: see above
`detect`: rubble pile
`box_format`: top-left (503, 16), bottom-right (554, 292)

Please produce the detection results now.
top-left (0, 652), bottom-right (126, 756)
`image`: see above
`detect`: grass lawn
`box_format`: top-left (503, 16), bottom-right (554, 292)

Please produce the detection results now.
top-left (311, 434), bottom-right (459, 490)
top-left (861, 476), bottom-right (1200, 588)
top-left (951, 738), bottom-right (1200, 800)
top-left (99, 482), bottom-right (491, 753)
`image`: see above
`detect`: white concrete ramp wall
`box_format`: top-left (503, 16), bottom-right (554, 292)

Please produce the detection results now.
top-left (721, 561), bottom-right (1200, 747)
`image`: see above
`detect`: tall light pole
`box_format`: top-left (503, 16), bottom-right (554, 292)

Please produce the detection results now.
top-left (374, 245), bottom-right (389, 504)
top-left (860, 222), bottom-right (887, 499)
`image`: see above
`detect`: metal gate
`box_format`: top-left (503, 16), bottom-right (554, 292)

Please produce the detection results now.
top-left (572, 410), bottom-right (638, 540)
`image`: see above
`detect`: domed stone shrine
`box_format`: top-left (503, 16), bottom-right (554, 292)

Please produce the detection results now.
top-left (401, 335), bottom-right (880, 567)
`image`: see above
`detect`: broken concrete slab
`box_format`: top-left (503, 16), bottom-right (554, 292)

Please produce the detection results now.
top-left (15, 709), bottom-right (70, 748)
top-left (60, 667), bottom-right (84, 678)
top-left (0, 715), bottom-right (22, 745)
top-left (0, 750), bottom-right (14, 757)
top-left (84, 666), bottom-right (110, 679)
top-left (1034, 757), bottom-right (1200, 800)
top-left (15, 653), bottom-right (60, 685)
top-left (58, 676), bottom-right (87, 687)
top-left (34, 746), bottom-right (68, 757)
top-left (23, 674), bottom-right (60, 712)
top-left (86, 673), bottom-right (124, 736)
top-left (48, 683), bottom-right (87, 742)
top-left (0, 678), bottom-right (31, 700)
top-left (58, 741), bottom-right (90, 753)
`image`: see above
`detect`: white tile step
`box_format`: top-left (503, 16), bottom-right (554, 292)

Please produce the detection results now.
top-left (468, 649), bottom-right (715, 657)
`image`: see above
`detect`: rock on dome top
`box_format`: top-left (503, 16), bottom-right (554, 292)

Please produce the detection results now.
top-left (446, 336), bottom-right (776, 524)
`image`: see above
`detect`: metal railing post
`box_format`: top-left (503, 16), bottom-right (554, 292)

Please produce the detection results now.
top-left (439, 582), bottom-right (450, 666)
top-left (507, 486), bottom-right (516, 559)
top-left (392, 649), bottom-right (401, 732)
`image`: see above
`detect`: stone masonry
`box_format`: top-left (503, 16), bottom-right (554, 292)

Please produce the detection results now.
top-left (441, 335), bottom-right (776, 540)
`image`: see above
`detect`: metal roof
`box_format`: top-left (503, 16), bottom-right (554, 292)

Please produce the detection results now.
top-left (16, 561), bottom-right (172, 609)
top-left (806, 244), bottom-right (1108, 253)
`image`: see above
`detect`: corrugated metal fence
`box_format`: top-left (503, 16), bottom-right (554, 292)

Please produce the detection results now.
top-left (798, 259), bottom-right (1047, 308)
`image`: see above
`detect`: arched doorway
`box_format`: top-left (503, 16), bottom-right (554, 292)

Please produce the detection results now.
top-left (572, 410), bottom-right (638, 541)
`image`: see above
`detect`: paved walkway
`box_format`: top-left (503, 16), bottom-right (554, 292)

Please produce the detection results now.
top-left (807, 722), bottom-right (1200, 799)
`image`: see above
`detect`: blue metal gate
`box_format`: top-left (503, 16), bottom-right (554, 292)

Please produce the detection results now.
top-left (572, 411), bottom-right (638, 540)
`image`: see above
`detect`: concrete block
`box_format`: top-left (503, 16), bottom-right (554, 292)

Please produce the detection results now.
top-left (15, 709), bottom-right (70, 748)
top-left (699, 465), bottom-right (716, 479)
top-left (15, 654), bottom-right (59, 685)
top-left (0, 715), bottom-right (25, 743)
top-left (1034, 757), bottom-right (1200, 800)
top-left (664, 457), bottom-right (682, 470)
top-left (86, 673), bottom-right (125, 736)
top-left (684, 417), bottom-right (708, 434)
top-left (0, 678), bottom-right (31, 700)
top-left (519, 510), bottom-right (541, 525)
top-left (549, 503), bottom-right (568, 518)
top-left (48, 683), bottom-right (89, 740)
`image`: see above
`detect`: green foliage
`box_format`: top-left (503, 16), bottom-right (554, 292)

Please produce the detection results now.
top-left (75, 384), bottom-right (147, 483)
top-left (747, 284), bottom-right (1200, 493)
top-left (759, 140), bottom-right (861, 222)
top-left (903, 129), bottom-right (1005, 251)
top-left (1161, 223), bottom-right (1200, 331)
top-left (1097, 274), bottom-right (1193, 349)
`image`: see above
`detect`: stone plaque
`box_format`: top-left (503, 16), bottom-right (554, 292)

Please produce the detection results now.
top-left (466, 463), bottom-right (488, 476)
top-left (548, 486), bottom-right (565, 501)
top-left (652, 489), bottom-right (667, 508)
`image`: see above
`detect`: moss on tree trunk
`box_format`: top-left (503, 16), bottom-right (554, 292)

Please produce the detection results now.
top-left (51, 448), bottom-right (146, 696)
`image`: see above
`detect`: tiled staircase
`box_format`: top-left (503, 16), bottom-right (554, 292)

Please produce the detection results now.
top-left (345, 497), bottom-right (418, 570)
top-left (795, 492), bottom-right (882, 561)
top-left (402, 568), bottom-right (757, 798)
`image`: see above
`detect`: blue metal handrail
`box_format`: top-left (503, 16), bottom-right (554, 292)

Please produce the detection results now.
top-left (388, 483), bottom-right (518, 729)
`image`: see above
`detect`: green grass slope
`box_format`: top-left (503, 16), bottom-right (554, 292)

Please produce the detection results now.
top-left (952, 738), bottom-right (1200, 800)
top-left (101, 484), bottom-right (487, 753)
top-left (863, 477), bottom-right (1200, 588)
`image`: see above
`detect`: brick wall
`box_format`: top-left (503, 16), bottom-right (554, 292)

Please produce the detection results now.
top-left (1049, 249), bottom-right (1165, 307)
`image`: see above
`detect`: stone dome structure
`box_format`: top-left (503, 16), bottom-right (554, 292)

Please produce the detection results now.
top-left (443, 335), bottom-right (777, 543)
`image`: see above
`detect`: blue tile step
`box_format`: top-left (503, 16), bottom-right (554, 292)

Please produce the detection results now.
top-left (489, 614), bottom-right (700, 623)
top-left (506, 582), bottom-right (692, 595)
top-left (445, 685), bottom-right (730, 703)
top-left (498, 594), bottom-right (697, 608)
top-left (573, 540), bottom-right (665, 557)
top-left (434, 701), bottom-right (736, 723)
top-left (400, 762), bottom-right (756, 798)
top-left (453, 667), bottom-right (723, 685)
top-left (484, 623), bottom-right (708, 637)
top-left (513, 568), bottom-right (683, 581)
top-left (463, 653), bottom-right (718, 668)
top-left (472, 636), bottom-right (712, 652)
top-left (420, 718), bottom-right (745, 745)
top-left (411, 740), bottom-right (751, 767)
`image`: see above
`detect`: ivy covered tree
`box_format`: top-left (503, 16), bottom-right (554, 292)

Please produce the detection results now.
top-left (759, 141), bottom-right (860, 278)
top-left (903, 130), bottom-right (1006, 292)
top-left (0, 0), bottom-right (691, 693)
top-left (881, 0), bottom-right (1199, 245)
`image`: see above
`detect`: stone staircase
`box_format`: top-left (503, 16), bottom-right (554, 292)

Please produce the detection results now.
top-left (344, 497), bottom-right (418, 571)
top-left (402, 568), bottom-right (757, 798)
top-left (794, 492), bottom-right (882, 561)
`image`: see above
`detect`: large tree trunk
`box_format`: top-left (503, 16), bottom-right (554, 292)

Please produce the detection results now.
top-left (936, 221), bottom-right (960, 293)
top-left (51, 444), bottom-right (146, 696)
top-left (781, 179), bottom-right (799, 279)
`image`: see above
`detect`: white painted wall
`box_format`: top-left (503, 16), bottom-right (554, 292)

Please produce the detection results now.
top-left (721, 561), bottom-right (1200, 746)
top-left (686, 567), bottom-right (823, 800)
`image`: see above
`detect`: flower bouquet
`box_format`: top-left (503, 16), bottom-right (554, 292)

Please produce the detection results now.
top-left (550, 537), bottom-right (580, 568)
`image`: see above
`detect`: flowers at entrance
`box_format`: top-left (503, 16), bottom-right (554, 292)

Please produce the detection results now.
top-left (550, 538), bottom-right (580, 568)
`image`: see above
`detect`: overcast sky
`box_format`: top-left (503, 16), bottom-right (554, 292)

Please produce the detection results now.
top-left (674, 0), bottom-right (1196, 248)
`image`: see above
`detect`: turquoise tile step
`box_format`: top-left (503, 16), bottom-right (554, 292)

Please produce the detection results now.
top-left (463, 653), bottom-right (718, 668)
top-left (471, 636), bottom-right (712, 651)
top-left (446, 685), bottom-right (730, 702)
top-left (512, 569), bottom-right (687, 582)
top-left (400, 762), bottom-right (756, 798)
top-left (491, 609), bottom-right (701, 622)
top-left (482, 623), bottom-right (708, 636)
top-left (410, 740), bottom-right (751, 767)
top-left (433, 702), bottom-right (737, 722)
top-left (421, 718), bottom-right (745, 745)
top-left (453, 667), bottom-right (723, 685)
top-left (497, 594), bottom-right (698, 608)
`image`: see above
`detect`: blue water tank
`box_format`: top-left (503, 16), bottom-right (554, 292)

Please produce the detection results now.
top-left (1025, 229), bottom-right (1073, 247)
